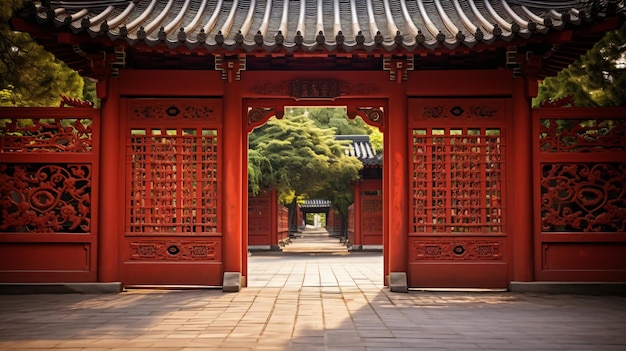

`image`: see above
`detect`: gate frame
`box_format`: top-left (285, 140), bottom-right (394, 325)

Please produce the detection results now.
top-left (93, 68), bottom-right (533, 289)
top-left (242, 96), bottom-right (390, 285)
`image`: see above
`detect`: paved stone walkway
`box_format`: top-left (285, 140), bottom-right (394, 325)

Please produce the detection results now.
top-left (281, 227), bottom-right (348, 254)
top-left (1, 252), bottom-right (626, 351)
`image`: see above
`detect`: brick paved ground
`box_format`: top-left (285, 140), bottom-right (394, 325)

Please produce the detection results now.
top-left (1, 251), bottom-right (625, 351)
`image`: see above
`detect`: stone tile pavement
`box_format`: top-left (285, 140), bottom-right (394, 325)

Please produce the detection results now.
top-left (1, 251), bottom-right (626, 351)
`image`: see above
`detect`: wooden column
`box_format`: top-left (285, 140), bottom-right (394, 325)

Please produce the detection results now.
top-left (222, 81), bottom-right (245, 282)
top-left (98, 77), bottom-right (120, 282)
top-left (510, 77), bottom-right (534, 281)
top-left (353, 182), bottom-right (362, 247)
top-left (270, 189), bottom-right (278, 249)
top-left (385, 85), bottom-right (409, 283)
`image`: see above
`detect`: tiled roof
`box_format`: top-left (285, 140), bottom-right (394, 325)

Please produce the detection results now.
top-left (336, 135), bottom-right (382, 168)
top-left (301, 199), bottom-right (332, 209)
top-left (32, 0), bottom-right (623, 53)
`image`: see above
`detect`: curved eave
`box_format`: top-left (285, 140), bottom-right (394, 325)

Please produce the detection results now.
top-left (30, 0), bottom-right (623, 54)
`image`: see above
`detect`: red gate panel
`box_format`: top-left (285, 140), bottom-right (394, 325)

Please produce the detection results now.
top-left (277, 203), bottom-right (289, 244)
top-left (533, 108), bottom-right (626, 281)
top-left (120, 98), bottom-right (223, 286)
top-left (361, 190), bottom-right (383, 246)
top-left (408, 98), bottom-right (509, 288)
top-left (248, 191), bottom-right (273, 247)
top-left (0, 107), bottom-right (99, 282)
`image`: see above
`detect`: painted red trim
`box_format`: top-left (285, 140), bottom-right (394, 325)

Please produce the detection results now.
top-left (510, 78), bottom-right (534, 282)
top-left (99, 78), bottom-right (121, 282)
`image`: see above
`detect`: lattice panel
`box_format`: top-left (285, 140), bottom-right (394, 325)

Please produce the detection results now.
top-left (541, 163), bottom-right (626, 232)
top-left (539, 118), bottom-right (626, 153)
top-left (126, 128), bottom-right (218, 234)
top-left (0, 164), bottom-right (91, 233)
top-left (0, 118), bottom-right (93, 153)
top-left (411, 128), bottom-right (505, 233)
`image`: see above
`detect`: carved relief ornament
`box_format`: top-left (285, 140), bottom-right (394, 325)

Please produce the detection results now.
top-left (129, 240), bottom-right (220, 261)
top-left (411, 239), bottom-right (504, 261)
top-left (128, 99), bottom-right (220, 122)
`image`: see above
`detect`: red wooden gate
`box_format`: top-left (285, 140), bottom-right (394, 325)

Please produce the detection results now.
top-left (0, 107), bottom-right (99, 282)
top-left (248, 190), bottom-right (289, 249)
top-left (408, 98), bottom-right (509, 288)
top-left (119, 98), bottom-right (223, 285)
top-left (248, 191), bottom-right (274, 248)
top-left (533, 108), bottom-right (626, 281)
top-left (360, 181), bottom-right (383, 247)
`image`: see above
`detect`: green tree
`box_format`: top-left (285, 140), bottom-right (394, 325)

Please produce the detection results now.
top-left (286, 107), bottom-right (378, 135)
top-left (533, 23), bottom-right (626, 107)
top-left (1, 1), bottom-right (88, 106)
top-left (249, 113), bottom-right (362, 232)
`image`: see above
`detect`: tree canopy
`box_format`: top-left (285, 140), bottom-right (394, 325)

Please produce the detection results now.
top-left (286, 107), bottom-right (383, 151)
top-left (533, 23), bottom-right (626, 107)
top-left (248, 109), bottom-right (380, 232)
top-left (248, 113), bottom-right (362, 201)
top-left (1, 1), bottom-right (91, 107)
top-left (248, 112), bottom-right (364, 232)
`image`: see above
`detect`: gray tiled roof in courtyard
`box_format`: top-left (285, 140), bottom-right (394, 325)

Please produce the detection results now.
top-left (37, 0), bottom-right (623, 53)
top-left (301, 199), bottom-right (332, 209)
top-left (336, 135), bottom-right (382, 168)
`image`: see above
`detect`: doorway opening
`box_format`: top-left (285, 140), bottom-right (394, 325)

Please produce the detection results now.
top-left (245, 104), bottom-right (385, 289)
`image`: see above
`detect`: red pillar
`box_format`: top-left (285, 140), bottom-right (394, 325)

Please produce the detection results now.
top-left (510, 77), bottom-right (534, 282)
top-left (353, 182), bottom-right (362, 247)
top-left (98, 78), bottom-right (120, 282)
top-left (222, 82), bottom-right (245, 282)
top-left (270, 189), bottom-right (278, 248)
top-left (386, 87), bottom-right (408, 282)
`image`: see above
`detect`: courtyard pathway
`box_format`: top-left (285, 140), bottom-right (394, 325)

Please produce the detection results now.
top-left (0, 251), bottom-right (625, 350)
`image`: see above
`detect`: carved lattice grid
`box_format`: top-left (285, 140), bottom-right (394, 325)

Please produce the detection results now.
top-left (411, 128), bottom-right (505, 233)
top-left (1, 118), bottom-right (93, 153)
top-left (126, 128), bottom-right (218, 233)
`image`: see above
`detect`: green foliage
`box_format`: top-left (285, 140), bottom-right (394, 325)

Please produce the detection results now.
top-left (533, 23), bottom-right (626, 107)
top-left (249, 112), bottom-right (364, 232)
top-left (286, 107), bottom-right (377, 135)
top-left (82, 78), bottom-right (100, 108)
top-left (0, 1), bottom-right (24, 21)
top-left (249, 114), bottom-right (362, 203)
top-left (369, 128), bottom-right (383, 152)
top-left (1, 1), bottom-right (94, 107)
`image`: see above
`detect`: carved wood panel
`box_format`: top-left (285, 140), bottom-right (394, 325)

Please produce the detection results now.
top-left (0, 164), bottom-right (92, 233)
top-left (128, 240), bottom-right (220, 260)
top-left (127, 99), bottom-right (221, 123)
top-left (1, 118), bottom-right (93, 153)
top-left (409, 98), bottom-right (505, 122)
top-left (0, 107), bottom-right (99, 282)
top-left (539, 118), bottom-right (626, 153)
top-left (541, 163), bottom-right (625, 232)
top-left (411, 239), bottom-right (504, 261)
top-left (533, 107), bottom-right (626, 281)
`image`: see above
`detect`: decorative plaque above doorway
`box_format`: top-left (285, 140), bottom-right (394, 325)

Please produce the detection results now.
top-left (289, 80), bottom-right (340, 100)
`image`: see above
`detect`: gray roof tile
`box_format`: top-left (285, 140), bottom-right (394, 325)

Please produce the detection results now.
top-left (336, 135), bottom-right (382, 167)
top-left (37, 0), bottom-right (622, 53)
